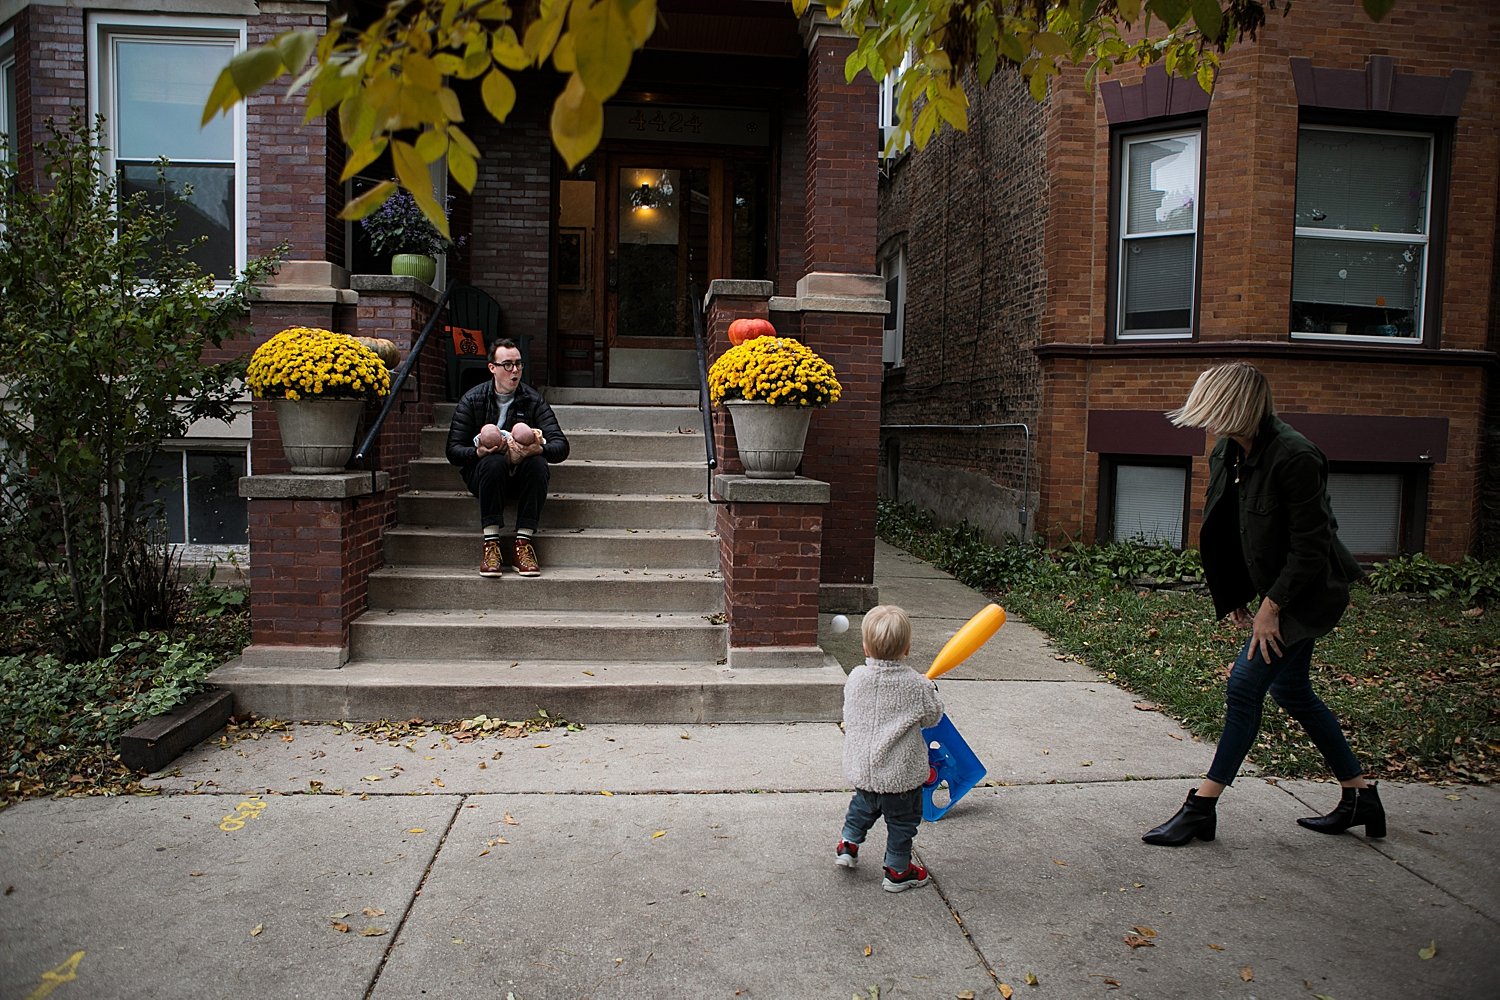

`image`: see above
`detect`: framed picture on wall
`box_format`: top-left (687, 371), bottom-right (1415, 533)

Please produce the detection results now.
top-left (557, 227), bottom-right (587, 290)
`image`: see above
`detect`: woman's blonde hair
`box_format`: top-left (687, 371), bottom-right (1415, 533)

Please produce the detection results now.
top-left (862, 605), bottom-right (912, 661)
top-left (1166, 362), bottom-right (1274, 438)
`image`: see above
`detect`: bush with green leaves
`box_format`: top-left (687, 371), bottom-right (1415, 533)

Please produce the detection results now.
top-left (1366, 553), bottom-right (1500, 608)
top-left (0, 115), bottom-right (282, 658)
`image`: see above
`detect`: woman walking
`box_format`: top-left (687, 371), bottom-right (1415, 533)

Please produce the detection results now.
top-left (1143, 362), bottom-right (1384, 846)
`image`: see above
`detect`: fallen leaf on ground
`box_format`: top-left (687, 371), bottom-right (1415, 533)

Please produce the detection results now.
top-left (957, 992), bottom-right (975, 999)
top-left (362, 907), bottom-right (385, 917)
top-left (360, 927), bottom-right (387, 937)
top-left (1207, 942), bottom-right (1224, 951)
top-left (503, 812), bottom-right (520, 825)
top-left (1024, 972), bottom-right (1039, 986)
top-left (1124, 935), bottom-right (1155, 949)
top-left (1053, 859), bottom-right (1068, 866)
top-left (601, 790), bottom-right (615, 796)
top-left (652, 830), bottom-right (667, 839)
top-left (1131, 925), bottom-right (1157, 937)
top-left (1239, 967), bottom-right (1254, 982)
top-left (250, 923), bottom-right (263, 937)
top-left (863, 945), bottom-right (872, 957)
top-left (533, 743), bottom-right (551, 748)
top-left (407, 828), bottom-right (426, 834)
top-left (1419, 940), bottom-right (1438, 960)
top-left (432, 778), bottom-right (445, 787)
top-left (1133, 702), bottom-right (1159, 712)
top-left (998, 986), bottom-right (1014, 999)
top-left (1168, 732), bottom-right (1184, 740)
top-left (332, 921), bottom-right (350, 933)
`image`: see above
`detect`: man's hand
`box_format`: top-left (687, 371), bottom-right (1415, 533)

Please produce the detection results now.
top-left (509, 434), bottom-right (544, 462)
top-left (475, 437), bottom-right (510, 460)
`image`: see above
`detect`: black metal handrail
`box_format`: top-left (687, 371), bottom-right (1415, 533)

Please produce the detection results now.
top-left (353, 281), bottom-right (460, 471)
top-left (688, 281), bottom-right (725, 503)
top-left (879, 422), bottom-right (1033, 540)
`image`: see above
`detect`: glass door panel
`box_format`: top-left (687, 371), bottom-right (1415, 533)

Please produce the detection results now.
top-left (614, 165), bottom-right (709, 340)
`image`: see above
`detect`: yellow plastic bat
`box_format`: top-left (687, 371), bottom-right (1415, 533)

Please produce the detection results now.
top-left (926, 603), bottom-right (1007, 679)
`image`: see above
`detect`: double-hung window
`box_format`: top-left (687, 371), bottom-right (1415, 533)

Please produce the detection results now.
top-left (881, 244), bottom-right (906, 366)
top-left (1114, 127), bottom-right (1201, 338)
top-left (1291, 125), bottom-right (1434, 343)
top-left (877, 52), bottom-right (913, 158)
top-left (0, 28), bottom-right (16, 162)
top-left (91, 15), bottom-right (246, 280)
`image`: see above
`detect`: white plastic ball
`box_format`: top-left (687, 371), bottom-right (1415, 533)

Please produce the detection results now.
top-left (830, 614), bottom-right (850, 634)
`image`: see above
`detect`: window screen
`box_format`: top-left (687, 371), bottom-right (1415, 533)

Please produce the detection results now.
top-left (1113, 464), bottom-right (1186, 548)
top-left (1327, 471), bottom-right (1402, 558)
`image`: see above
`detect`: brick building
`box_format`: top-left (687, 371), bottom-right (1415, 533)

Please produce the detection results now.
top-left (877, 2), bottom-right (1499, 563)
top-left (1, 0), bottom-right (888, 685)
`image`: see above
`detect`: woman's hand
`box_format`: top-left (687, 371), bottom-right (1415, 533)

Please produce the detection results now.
top-left (1249, 596), bottom-right (1284, 663)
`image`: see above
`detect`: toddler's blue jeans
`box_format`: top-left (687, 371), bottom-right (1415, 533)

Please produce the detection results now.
top-left (841, 786), bottom-right (923, 871)
top-left (1206, 635), bottom-right (1362, 786)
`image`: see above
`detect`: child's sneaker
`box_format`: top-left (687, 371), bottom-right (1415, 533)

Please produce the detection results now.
top-left (835, 840), bottom-right (859, 868)
top-left (882, 863), bottom-right (930, 892)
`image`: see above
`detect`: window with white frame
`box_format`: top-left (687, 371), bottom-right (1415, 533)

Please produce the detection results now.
top-left (1110, 462), bottom-right (1187, 548)
top-left (144, 447), bottom-right (248, 546)
top-left (1291, 126), bottom-right (1433, 343)
top-left (881, 244), bottom-right (906, 366)
top-left (878, 53), bottom-right (913, 157)
top-left (91, 16), bottom-right (245, 279)
top-left (1, 29), bottom-right (16, 162)
top-left (1115, 128), bottom-right (1200, 338)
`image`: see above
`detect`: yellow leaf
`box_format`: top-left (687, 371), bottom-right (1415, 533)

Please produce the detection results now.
top-left (550, 74), bottom-right (603, 169)
top-left (570, 0), bottom-right (633, 99)
top-left (503, 811), bottom-right (520, 825)
top-left (1239, 967), bottom-right (1253, 982)
top-left (651, 829), bottom-right (667, 839)
top-left (534, 743), bottom-right (551, 749)
top-left (522, 2), bottom-right (568, 63)
top-left (331, 921), bottom-right (350, 933)
top-left (339, 137), bottom-right (389, 183)
top-left (552, 33), bottom-right (577, 73)
top-left (362, 907), bottom-right (385, 917)
top-left (415, 128), bottom-right (448, 164)
top-left (490, 26), bottom-right (531, 70)
top-left (600, 790), bottom-right (615, 796)
top-left (1419, 940), bottom-right (1437, 960)
top-left (1132, 925), bottom-right (1157, 937)
top-left (403, 52), bottom-right (441, 91)
top-left (625, 0), bottom-right (657, 45)
top-left (447, 123), bottom-right (480, 158)
top-left (957, 992), bottom-right (975, 1000)
top-left (1024, 972), bottom-right (1039, 985)
top-left (432, 778), bottom-right (446, 788)
top-left (999, 986), bottom-right (1014, 999)
top-left (437, 86), bottom-right (464, 123)
top-left (407, 828), bottom-right (426, 834)
top-left (250, 923), bottom-right (263, 937)
top-left (863, 944), bottom-right (872, 957)
top-left (360, 927), bottom-right (388, 937)
top-left (478, 849), bottom-right (490, 857)
top-left (391, 140), bottom-right (450, 238)
top-left (1207, 942), bottom-right (1224, 951)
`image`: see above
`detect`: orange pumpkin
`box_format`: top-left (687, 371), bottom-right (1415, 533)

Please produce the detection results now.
top-left (727, 317), bottom-right (775, 346)
top-left (355, 336), bottom-right (402, 368)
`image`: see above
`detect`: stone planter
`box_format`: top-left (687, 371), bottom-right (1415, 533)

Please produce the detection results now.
top-left (724, 399), bottom-right (813, 480)
top-left (273, 398), bottom-right (364, 474)
top-left (390, 253), bottom-right (437, 285)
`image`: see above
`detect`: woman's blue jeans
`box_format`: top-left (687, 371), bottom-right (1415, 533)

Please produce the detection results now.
top-left (1206, 636), bottom-right (1362, 786)
top-left (841, 787), bottom-right (923, 871)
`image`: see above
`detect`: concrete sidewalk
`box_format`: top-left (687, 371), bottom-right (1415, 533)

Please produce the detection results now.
top-left (2, 541), bottom-right (1495, 999)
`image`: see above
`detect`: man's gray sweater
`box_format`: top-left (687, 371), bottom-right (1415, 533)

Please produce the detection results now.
top-left (841, 657), bottom-right (944, 793)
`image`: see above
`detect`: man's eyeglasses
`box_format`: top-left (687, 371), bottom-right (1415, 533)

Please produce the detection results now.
top-left (490, 360), bottom-right (523, 372)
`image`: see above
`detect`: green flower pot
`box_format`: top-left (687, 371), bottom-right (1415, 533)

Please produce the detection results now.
top-left (390, 253), bottom-right (437, 285)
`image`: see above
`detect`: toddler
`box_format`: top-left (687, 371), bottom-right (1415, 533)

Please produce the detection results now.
top-left (835, 605), bottom-right (943, 892)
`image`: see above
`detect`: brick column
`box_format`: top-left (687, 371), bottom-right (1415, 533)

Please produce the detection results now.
top-left (715, 475), bottom-right (831, 666)
top-left (238, 472), bottom-right (391, 669)
top-left (801, 13), bottom-right (878, 272)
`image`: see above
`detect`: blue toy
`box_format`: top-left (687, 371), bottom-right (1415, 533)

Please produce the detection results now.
top-left (921, 713), bottom-right (988, 821)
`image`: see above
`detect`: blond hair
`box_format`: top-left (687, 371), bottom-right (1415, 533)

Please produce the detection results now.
top-left (1166, 362), bottom-right (1274, 438)
top-left (862, 605), bottom-right (912, 661)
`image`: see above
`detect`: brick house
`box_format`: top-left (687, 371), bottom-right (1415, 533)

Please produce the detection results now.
top-left (877, 3), bottom-right (1499, 564)
top-left (2, 0), bottom-right (888, 710)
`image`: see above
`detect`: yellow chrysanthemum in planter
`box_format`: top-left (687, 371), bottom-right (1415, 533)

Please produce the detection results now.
top-left (246, 327), bottom-right (392, 401)
top-left (708, 337), bottom-right (841, 407)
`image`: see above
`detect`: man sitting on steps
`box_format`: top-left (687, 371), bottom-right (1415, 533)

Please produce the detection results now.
top-left (446, 339), bottom-right (569, 578)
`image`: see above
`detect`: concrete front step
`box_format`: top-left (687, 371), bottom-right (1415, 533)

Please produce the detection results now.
top-left (208, 659), bottom-right (845, 723)
top-left (350, 610), bottom-right (727, 663)
top-left (432, 401), bottom-right (707, 435)
top-left (366, 565), bottom-right (723, 611)
top-left (396, 491), bottom-right (715, 530)
top-left (383, 526), bottom-right (718, 569)
top-left (418, 426), bottom-right (706, 463)
top-left (408, 456), bottom-right (707, 494)
top-left (545, 386), bottom-right (700, 407)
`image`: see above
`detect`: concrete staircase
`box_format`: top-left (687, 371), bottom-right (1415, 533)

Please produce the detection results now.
top-left (215, 387), bottom-right (846, 723)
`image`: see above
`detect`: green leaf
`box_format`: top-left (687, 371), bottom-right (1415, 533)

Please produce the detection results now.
top-left (201, 67), bottom-right (240, 126)
top-left (1147, 0), bottom-right (1192, 28)
top-left (226, 47), bottom-right (287, 99)
top-left (1418, 940), bottom-right (1437, 960)
top-left (1033, 32), bottom-right (1069, 58)
top-left (272, 29), bottom-right (317, 77)
top-left (1190, 0), bottom-right (1223, 39)
top-left (1363, 0), bottom-right (1397, 20)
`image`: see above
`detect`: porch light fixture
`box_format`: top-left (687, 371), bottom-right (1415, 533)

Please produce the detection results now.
top-left (629, 171), bottom-right (675, 212)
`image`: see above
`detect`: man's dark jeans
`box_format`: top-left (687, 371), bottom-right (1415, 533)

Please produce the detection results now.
top-left (461, 453), bottom-right (549, 532)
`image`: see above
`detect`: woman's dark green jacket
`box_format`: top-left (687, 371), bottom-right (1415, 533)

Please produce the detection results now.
top-left (1198, 414), bottom-right (1363, 647)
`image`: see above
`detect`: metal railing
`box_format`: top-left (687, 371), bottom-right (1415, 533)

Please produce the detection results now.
top-left (688, 282), bottom-right (726, 504)
top-left (352, 281), bottom-right (460, 484)
top-left (878, 422), bottom-right (1032, 540)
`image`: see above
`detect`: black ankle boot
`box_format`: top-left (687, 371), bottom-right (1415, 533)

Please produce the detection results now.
top-left (1297, 782), bottom-right (1386, 838)
top-left (1142, 788), bottom-right (1218, 846)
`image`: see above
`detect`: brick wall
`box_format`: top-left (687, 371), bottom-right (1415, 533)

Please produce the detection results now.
top-left (881, 2), bottom-right (1499, 561)
top-left (717, 501), bottom-right (823, 647)
top-left (467, 76), bottom-right (553, 385)
top-left (13, 5), bottom-right (85, 188)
